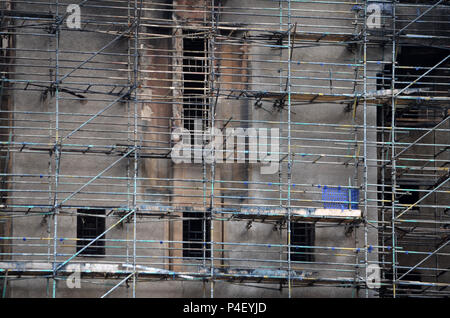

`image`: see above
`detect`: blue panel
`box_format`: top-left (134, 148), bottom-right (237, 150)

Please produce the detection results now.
top-left (322, 186), bottom-right (359, 209)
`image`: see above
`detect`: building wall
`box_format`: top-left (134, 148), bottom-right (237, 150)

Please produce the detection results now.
top-left (5, 0), bottom-right (384, 297)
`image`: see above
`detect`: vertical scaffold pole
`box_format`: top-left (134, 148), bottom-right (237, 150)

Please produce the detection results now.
top-left (391, 0), bottom-right (398, 299)
top-left (52, 0), bottom-right (60, 299)
top-left (287, 0), bottom-right (293, 299)
top-left (363, 0), bottom-right (369, 298)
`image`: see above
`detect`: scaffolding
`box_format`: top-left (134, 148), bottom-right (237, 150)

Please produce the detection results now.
top-left (0, 0), bottom-right (448, 298)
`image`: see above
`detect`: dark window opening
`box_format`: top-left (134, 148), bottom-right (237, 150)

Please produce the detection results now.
top-left (377, 46), bottom-right (448, 91)
top-left (290, 222), bottom-right (315, 262)
top-left (376, 46), bottom-right (449, 128)
top-left (183, 34), bottom-right (209, 135)
top-left (77, 209), bottom-right (105, 256)
top-left (183, 210), bottom-right (211, 259)
top-left (398, 185), bottom-right (420, 210)
top-left (381, 185), bottom-right (420, 211)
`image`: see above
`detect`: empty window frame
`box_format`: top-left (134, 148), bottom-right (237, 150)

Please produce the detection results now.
top-left (398, 185), bottom-right (420, 210)
top-left (183, 210), bottom-right (211, 259)
top-left (290, 222), bottom-right (315, 262)
top-left (381, 185), bottom-right (421, 211)
top-left (77, 209), bottom-right (106, 256)
top-left (182, 34), bottom-right (209, 133)
top-left (376, 46), bottom-right (449, 128)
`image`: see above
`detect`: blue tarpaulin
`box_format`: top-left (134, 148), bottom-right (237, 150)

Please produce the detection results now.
top-left (322, 186), bottom-right (359, 210)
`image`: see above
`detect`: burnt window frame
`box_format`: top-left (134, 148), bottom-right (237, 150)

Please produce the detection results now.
top-left (380, 185), bottom-right (421, 211)
top-left (397, 184), bottom-right (420, 210)
top-left (376, 46), bottom-right (449, 128)
top-left (182, 32), bottom-right (210, 136)
top-left (290, 222), bottom-right (315, 262)
top-left (76, 209), bottom-right (106, 257)
top-left (182, 209), bottom-right (211, 259)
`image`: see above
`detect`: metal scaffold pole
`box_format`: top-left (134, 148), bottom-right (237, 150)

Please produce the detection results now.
top-left (391, 0), bottom-right (398, 298)
top-left (363, 0), bottom-right (369, 298)
top-left (52, 0), bottom-right (60, 299)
